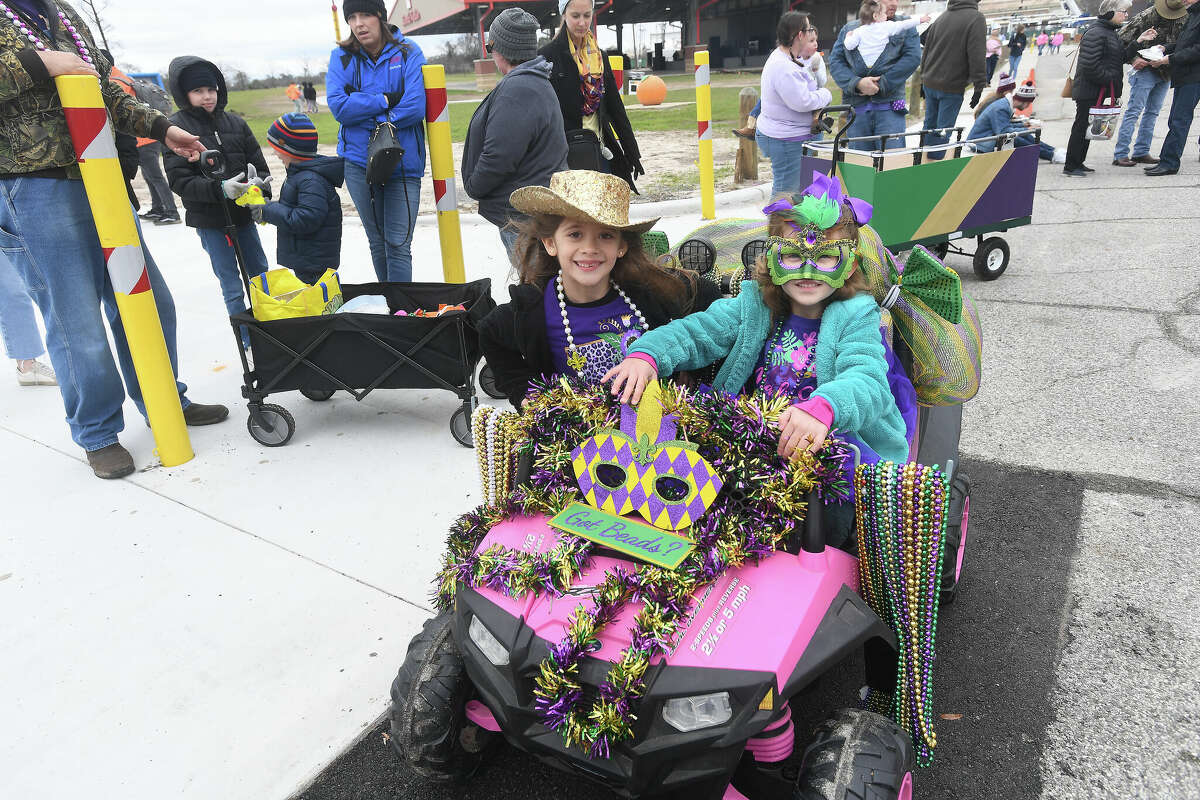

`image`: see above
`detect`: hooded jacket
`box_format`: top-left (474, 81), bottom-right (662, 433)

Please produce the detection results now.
top-left (0, 1), bottom-right (169, 177)
top-left (1162, 2), bottom-right (1200, 87)
top-left (1072, 19), bottom-right (1135, 102)
top-left (920, 0), bottom-right (988, 94)
top-left (461, 56), bottom-right (568, 228)
top-left (163, 56), bottom-right (271, 229)
top-left (261, 155), bottom-right (345, 273)
top-left (539, 27), bottom-right (641, 191)
top-left (325, 34), bottom-right (427, 180)
top-left (829, 15), bottom-right (922, 106)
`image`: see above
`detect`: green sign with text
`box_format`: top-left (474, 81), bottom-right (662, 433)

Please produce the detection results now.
top-left (548, 502), bottom-right (695, 570)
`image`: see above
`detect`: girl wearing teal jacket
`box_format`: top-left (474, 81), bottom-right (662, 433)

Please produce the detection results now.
top-left (605, 175), bottom-right (914, 469)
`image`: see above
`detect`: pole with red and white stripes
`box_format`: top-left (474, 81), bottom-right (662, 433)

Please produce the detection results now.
top-left (422, 64), bottom-right (465, 283)
top-left (694, 50), bottom-right (715, 220)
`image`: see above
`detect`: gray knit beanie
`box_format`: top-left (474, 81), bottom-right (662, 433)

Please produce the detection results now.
top-left (488, 8), bottom-right (539, 64)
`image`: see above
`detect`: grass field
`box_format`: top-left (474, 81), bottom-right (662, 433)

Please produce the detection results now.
top-left (226, 80), bottom-right (842, 148)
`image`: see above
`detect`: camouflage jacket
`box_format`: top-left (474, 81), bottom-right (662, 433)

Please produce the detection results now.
top-left (0, 1), bottom-right (169, 176)
top-left (1119, 6), bottom-right (1188, 80)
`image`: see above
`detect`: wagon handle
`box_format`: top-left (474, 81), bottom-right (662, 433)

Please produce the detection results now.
top-left (813, 104), bottom-right (856, 178)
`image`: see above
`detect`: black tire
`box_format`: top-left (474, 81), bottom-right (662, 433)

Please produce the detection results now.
top-left (940, 473), bottom-right (971, 605)
top-left (794, 708), bottom-right (913, 800)
top-left (931, 242), bottom-right (950, 261)
top-left (478, 365), bottom-right (506, 400)
top-left (246, 403), bottom-right (294, 447)
top-left (389, 613), bottom-right (495, 782)
top-left (299, 387), bottom-right (335, 402)
top-left (972, 237), bottom-right (1009, 281)
top-left (451, 405), bottom-right (474, 448)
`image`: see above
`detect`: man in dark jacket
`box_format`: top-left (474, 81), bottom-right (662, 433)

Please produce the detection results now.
top-left (919, 0), bottom-right (987, 159)
top-left (164, 56), bottom-right (272, 344)
top-left (1112, 0), bottom-right (1189, 166)
top-left (1064, 0), bottom-right (1135, 176)
top-left (463, 8), bottom-right (567, 259)
top-left (1145, 0), bottom-right (1200, 175)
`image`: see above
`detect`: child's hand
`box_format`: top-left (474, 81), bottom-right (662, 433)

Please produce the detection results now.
top-left (602, 357), bottom-right (657, 405)
top-left (250, 205), bottom-right (264, 224)
top-left (776, 406), bottom-right (829, 460)
top-left (246, 164), bottom-right (273, 195)
top-left (920, 13), bottom-right (932, 22)
top-left (221, 172), bottom-right (249, 200)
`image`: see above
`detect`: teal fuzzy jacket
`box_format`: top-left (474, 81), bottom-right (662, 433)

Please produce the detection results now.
top-left (628, 282), bottom-right (909, 463)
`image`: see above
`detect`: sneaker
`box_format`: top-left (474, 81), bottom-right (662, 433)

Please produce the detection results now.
top-left (1063, 167), bottom-right (1088, 177)
top-left (86, 443), bottom-right (135, 479)
top-left (1052, 148), bottom-right (1066, 164)
top-left (16, 359), bottom-right (57, 386)
top-left (182, 402), bottom-right (229, 426)
top-left (1081, 165), bottom-right (1095, 172)
top-left (138, 210), bottom-right (163, 221)
top-left (154, 214), bottom-right (182, 225)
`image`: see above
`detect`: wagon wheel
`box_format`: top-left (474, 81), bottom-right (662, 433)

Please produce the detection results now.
top-left (299, 387), bottom-right (336, 401)
top-left (247, 403), bottom-right (295, 447)
top-left (478, 365), bottom-right (506, 400)
top-left (450, 405), bottom-right (475, 448)
top-left (931, 242), bottom-right (950, 261)
top-left (972, 237), bottom-right (1010, 281)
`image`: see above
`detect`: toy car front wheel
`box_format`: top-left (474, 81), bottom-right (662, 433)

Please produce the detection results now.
top-left (389, 613), bottom-right (496, 782)
top-left (246, 404), bottom-right (294, 447)
top-left (972, 237), bottom-right (1010, 281)
top-left (794, 708), bottom-right (913, 800)
top-left (940, 473), bottom-right (971, 605)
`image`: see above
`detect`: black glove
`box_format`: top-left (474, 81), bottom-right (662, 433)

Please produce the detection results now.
top-left (630, 158), bottom-right (645, 181)
top-left (969, 86), bottom-right (983, 109)
top-left (385, 90), bottom-right (404, 108)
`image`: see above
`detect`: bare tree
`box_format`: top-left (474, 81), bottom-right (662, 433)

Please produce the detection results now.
top-left (80, 0), bottom-right (112, 52)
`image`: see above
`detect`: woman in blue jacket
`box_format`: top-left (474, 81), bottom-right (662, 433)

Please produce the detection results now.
top-left (326, 0), bottom-right (427, 282)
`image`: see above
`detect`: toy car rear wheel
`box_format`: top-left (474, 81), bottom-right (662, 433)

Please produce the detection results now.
top-left (972, 237), bottom-right (1009, 281)
top-left (793, 708), bottom-right (913, 800)
top-left (299, 387), bottom-right (335, 402)
top-left (389, 612), bottom-right (496, 782)
top-left (478, 365), bottom-right (506, 400)
top-left (246, 404), bottom-right (294, 447)
top-left (940, 473), bottom-right (971, 605)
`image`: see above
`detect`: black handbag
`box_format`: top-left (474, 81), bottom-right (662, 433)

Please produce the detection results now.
top-left (366, 121), bottom-right (405, 185)
top-left (565, 128), bottom-right (603, 171)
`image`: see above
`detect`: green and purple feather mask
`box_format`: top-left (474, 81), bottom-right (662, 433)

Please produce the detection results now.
top-left (762, 173), bottom-right (873, 288)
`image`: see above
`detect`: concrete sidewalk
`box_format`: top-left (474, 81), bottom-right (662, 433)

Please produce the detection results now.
top-left (3, 48), bottom-right (1199, 799)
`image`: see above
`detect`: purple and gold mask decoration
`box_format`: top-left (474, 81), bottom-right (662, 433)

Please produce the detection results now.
top-left (762, 172), bottom-right (873, 288)
top-left (571, 382), bottom-right (723, 530)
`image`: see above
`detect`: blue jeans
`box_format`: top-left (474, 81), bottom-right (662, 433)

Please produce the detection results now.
top-left (0, 250), bottom-right (44, 360)
top-left (498, 225), bottom-right (520, 263)
top-left (756, 131), bottom-right (813, 196)
top-left (1156, 81), bottom-right (1200, 172)
top-left (1114, 68), bottom-right (1169, 160)
top-left (1009, 55), bottom-right (1022, 79)
top-left (846, 106), bottom-right (907, 151)
top-left (922, 87), bottom-right (965, 160)
top-left (0, 176), bottom-right (189, 451)
top-left (343, 160), bottom-right (421, 282)
top-left (196, 223), bottom-right (269, 348)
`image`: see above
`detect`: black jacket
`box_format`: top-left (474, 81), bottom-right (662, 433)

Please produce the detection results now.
top-left (1072, 20), bottom-right (1133, 102)
top-left (461, 56), bottom-right (567, 227)
top-left (478, 275), bottom-right (720, 409)
top-left (539, 29), bottom-right (641, 191)
top-left (116, 127), bottom-right (140, 210)
top-left (163, 56), bottom-right (271, 229)
top-left (1007, 30), bottom-right (1027, 57)
top-left (920, 0), bottom-right (988, 93)
top-left (1164, 2), bottom-right (1200, 87)
top-left (261, 155), bottom-right (345, 272)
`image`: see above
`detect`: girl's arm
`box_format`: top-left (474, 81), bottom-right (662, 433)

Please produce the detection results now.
top-left (811, 300), bottom-right (895, 434)
top-left (775, 64), bottom-right (834, 113)
top-left (845, 27), bottom-right (863, 49)
top-left (478, 304), bottom-right (534, 410)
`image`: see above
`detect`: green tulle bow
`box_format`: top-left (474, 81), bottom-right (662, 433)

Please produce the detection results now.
top-left (889, 247), bottom-right (963, 325)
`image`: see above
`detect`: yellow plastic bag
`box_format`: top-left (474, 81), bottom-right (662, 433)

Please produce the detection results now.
top-left (249, 268), bottom-right (343, 321)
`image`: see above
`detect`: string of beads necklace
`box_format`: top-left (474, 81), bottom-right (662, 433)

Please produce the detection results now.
top-left (0, 2), bottom-right (94, 64)
top-left (471, 405), bottom-right (519, 505)
top-left (556, 273), bottom-right (649, 374)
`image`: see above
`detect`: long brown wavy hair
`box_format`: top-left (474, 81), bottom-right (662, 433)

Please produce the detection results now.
top-left (338, 16), bottom-right (400, 55)
top-left (755, 207), bottom-right (870, 321)
top-left (511, 214), bottom-right (702, 310)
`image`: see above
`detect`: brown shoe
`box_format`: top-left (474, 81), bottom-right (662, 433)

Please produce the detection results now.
top-left (183, 402), bottom-right (229, 426)
top-left (1112, 158), bottom-right (1137, 167)
top-left (731, 125), bottom-right (755, 140)
top-left (1132, 155), bottom-right (1159, 164)
top-left (86, 443), bottom-right (135, 479)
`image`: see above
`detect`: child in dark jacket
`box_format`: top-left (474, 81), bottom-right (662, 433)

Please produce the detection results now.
top-left (164, 56), bottom-right (272, 346)
top-left (253, 113), bottom-right (345, 285)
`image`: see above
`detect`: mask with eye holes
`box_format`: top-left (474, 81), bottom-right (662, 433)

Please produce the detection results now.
top-left (571, 382), bottom-right (723, 531)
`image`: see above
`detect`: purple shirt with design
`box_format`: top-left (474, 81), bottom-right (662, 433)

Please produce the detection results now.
top-left (543, 287), bottom-right (645, 384)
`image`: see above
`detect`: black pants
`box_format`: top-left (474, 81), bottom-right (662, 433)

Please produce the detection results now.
top-left (136, 142), bottom-right (177, 215)
top-left (1064, 98), bottom-right (1095, 171)
top-left (985, 54), bottom-right (998, 83)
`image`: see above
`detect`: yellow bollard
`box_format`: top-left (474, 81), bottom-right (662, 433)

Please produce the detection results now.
top-left (693, 50), bottom-right (715, 220)
top-left (422, 64), bottom-right (466, 283)
top-left (56, 75), bottom-right (193, 466)
top-left (332, 2), bottom-right (342, 43)
top-left (609, 55), bottom-right (624, 95)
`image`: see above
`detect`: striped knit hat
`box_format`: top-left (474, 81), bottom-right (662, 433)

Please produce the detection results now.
top-left (267, 113), bottom-right (318, 160)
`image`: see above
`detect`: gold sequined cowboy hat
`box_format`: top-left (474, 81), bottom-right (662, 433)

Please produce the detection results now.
top-left (510, 170), bottom-right (659, 234)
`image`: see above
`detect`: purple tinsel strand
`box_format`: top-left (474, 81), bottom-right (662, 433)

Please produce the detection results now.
top-left (589, 734), bottom-right (611, 759)
top-left (536, 688), bottom-right (583, 728)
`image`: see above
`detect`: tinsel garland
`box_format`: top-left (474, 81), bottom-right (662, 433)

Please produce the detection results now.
top-left (854, 460), bottom-right (948, 768)
top-left (435, 377), bottom-right (854, 758)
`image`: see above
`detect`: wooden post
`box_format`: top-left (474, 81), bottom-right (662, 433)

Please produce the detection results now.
top-left (734, 86), bottom-right (759, 184)
top-left (909, 67), bottom-right (923, 120)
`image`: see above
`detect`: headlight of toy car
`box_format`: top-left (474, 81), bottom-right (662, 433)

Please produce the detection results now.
top-left (662, 691), bottom-right (733, 732)
top-left (468, 615), bottom-right (510, 666)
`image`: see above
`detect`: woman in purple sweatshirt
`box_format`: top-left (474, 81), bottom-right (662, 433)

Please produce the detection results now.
top-left (756, 11), bottom-right (833, 196)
